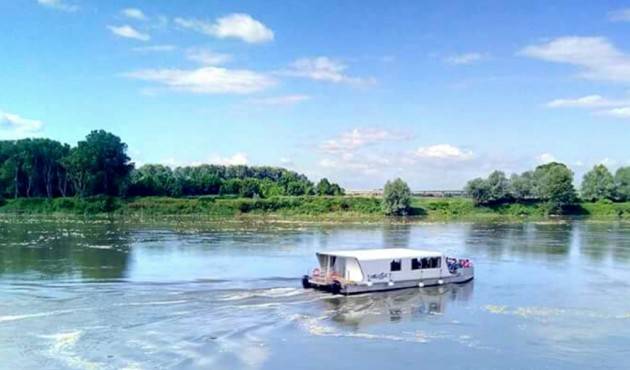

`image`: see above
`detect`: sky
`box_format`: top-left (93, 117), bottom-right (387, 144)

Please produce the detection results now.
top-left (1, 0), bottom-right (630, 190)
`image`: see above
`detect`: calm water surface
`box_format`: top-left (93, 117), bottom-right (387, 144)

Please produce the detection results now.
top-left (1, 218), bottom-right (629, 369)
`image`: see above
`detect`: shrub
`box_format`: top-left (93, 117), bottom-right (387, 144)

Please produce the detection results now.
top-left (382, 178), bottom-right (411, 216)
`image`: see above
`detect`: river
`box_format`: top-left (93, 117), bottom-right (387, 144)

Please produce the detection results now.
top-left (1, 218), bottom-right (629, 369)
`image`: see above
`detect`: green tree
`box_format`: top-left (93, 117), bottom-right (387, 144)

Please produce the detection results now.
top-left (533, 162), bottom-right (577, 212)
top-left (486, 171), bottom-right (511, 203)
top-left (316, 178), bottom-right (332, 195)
top-left (239, 178), bottom-right (261, 198)
top-left (329, 183), bottom-right (345, 196)
top-left (38, 139), bottom-right (70, 198)
top-left (129, 165), bottom-right (181, 196)
top-left (464, 171), bottom-right (510, 206)
top-left (316, 178), bottom-right (345, 196)
top-left (220, 178), bottom-right (242, 195)
top-left (465, 178), bottom-right (491, 206)
top-left (382, 178), bottom-right (411, 216)
top-left (509, 171), bottom-right (535, 201)
top-left (580, 164), bottom-right (616, 202)
top-left (614, 166), bottom-right (630, 201)
top-left (64, 130), bottom-right (133, 196)
top-left (259, 179), bottom-right (284, 198)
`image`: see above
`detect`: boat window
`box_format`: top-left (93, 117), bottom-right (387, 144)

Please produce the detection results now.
top-left (390, 259), bottom-right (402, 271)
top-left (418, 257), bottom-right (442, 269)
top-left (411, 258), bottom-right (421, 270)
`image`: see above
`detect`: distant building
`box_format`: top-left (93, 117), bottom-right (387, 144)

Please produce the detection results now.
top-left (346, 189), bottom-right (466, 197)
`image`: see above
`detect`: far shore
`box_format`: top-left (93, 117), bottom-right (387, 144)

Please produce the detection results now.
top-left (0, 196), bottom-right (628, 224)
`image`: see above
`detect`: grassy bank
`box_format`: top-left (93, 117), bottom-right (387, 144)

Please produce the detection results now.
top-left (1, 195), bottom-right (629, 221)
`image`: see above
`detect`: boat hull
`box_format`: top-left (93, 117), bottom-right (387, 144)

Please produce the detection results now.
top-left (305, 267), bottom-right (474, 295)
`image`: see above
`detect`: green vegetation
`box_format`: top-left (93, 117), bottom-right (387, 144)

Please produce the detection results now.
top-left (581, 164), bottom-right (616, 202)
top-left (2, 130), bottom-right (630, 222)
top-left (466, 162), bottom-right (579, 213)
top-left (464, 162), bottom-right (630, 217)
top-left (617, 167), bottom-right (630, 201)
top-left (0, 130), bottom-right (343, 200)
top-left (382, 178), bottom-right (412, 216)
top-left (2, 195), bottom-right (628, 221)
top-left (0, 195), bottom-right (382, 220)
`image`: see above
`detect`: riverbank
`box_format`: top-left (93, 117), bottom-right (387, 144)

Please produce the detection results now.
top-left (1, 195), bottom-right (629, 222)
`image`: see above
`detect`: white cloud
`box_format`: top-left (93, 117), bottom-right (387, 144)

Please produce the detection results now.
top-left (316, 129), bottom-right (412, 179)
top-left (175, 13), bottom-right (273, 43)
top-left (444, 52), bottom-right (487, 65)
top-left (414, 144), bottom-right (474, 161)
top-left (108, 25), bottom-right (150, 41)
top-left (121, 8), bottom-right (147, 21)
top-left (133, 45), bottom-right (176, 52)
top-left (250, 95), bottom-right (310, 106)
top-left (37, 0), bottom-right (77, 12)
top-left (282, 57), bottom-right (373, 85)
top-left (536, 153), bottom-right (558, 164)
top-left (210, 153), bottom-right (249, 166)
top-left (546, 95), bottom-right (624, 108)
top-left (321, 128), bottom-right (410, 154)
top-left (125, 66), bottom-right (276, 94)
top-left (0, 110), bottom-right (43, 139)
top-left (546, 94), bottom-right (630, 119)
top-left (279, 157), bottom-right (294, 166)
top-left (609, 8), bottom-right (630, 22)
top-left (601, 106), bottom-right (630, 118)
top-left (520, 36), bottom-right (630, 83)
top-left (185, 48), bottom-right (232, 65)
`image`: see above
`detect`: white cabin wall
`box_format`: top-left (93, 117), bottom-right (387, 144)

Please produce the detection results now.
top-left (358, 257), bottom-right (445, 282)
top-left (344, 258), bottom-right (364, 282)
top-left (359, 259), bottom-right (423, 282)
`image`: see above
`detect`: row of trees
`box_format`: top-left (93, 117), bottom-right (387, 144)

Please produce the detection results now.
top-left (0, 131), bottom-right (132, 199)
top-left (0, 131), bottom-right (344, 200)
top-left (580, 165), bottom-right (630, 202)
top-left (464, 162), bottom-right (630, 212)
top-left (128, 164), bottom-right (344, 198)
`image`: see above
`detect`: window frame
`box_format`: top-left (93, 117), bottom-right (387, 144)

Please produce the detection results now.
top-left (411, 258), bottom-right (421, 270)
top-left (390, 259), bottom-right (402, 272)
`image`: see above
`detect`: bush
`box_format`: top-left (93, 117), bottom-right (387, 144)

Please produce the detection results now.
top-left (382, 178), bottom-right (411, 216)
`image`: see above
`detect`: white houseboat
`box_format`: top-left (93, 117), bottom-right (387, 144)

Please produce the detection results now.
top-left (302, 248), bottom-right (473, 295)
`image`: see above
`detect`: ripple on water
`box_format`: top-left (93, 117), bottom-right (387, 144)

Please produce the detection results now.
top-left (38, 330), bottom-right (102, 370)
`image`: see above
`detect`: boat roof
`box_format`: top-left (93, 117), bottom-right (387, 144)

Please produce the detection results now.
top-left (318, 248), bottom-right (443, 261)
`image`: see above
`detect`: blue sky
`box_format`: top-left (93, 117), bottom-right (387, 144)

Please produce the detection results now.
top-left (1, 0), bottom-right (630, 189)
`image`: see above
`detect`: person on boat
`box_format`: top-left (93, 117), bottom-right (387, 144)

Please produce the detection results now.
top-left (447, 257), bottom-right (458, 273)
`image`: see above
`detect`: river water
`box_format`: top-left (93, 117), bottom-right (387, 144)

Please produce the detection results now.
top-left (1, 218), bottom-right (629, 369)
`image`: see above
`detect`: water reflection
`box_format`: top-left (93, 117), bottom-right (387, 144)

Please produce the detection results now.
top-left (578, 222), bottom-right (630, 262)
top-left (465, 222), bottom-right (573, 261)
top-left (0, 221), bottom-right (132, 280)
top-left (323, 282), bottom-right (474, 329)
top-left (382, 224), bottom-right (412, 248)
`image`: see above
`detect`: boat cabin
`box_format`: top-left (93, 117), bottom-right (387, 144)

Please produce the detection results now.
top-left (314, 248), bottom-right (449, 284)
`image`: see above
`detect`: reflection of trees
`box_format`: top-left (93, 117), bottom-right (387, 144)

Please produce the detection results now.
top-left (382, 224), bottom-right (412, 248)
top-left (322, 282), bottom-right (474, 329)
top-left (579, 222), bottom-right (630, 262)
top-left (0, 221), bottom-right (131, 279)
top-left (464, 222), bottom-right (573, 261)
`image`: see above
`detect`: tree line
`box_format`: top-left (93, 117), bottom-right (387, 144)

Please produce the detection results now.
top-left (464, 162), bottom-right (630, 212)
top-left (0, 130), bottom-right (344, 200)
